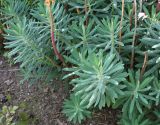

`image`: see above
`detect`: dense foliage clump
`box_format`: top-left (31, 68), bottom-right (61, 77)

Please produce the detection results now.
top-left (1, 0), bottom-right (160, 124)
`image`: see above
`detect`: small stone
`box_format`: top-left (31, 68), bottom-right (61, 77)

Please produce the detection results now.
top-left (1, 96), bottom-right (8, 103)
top-left (44, 87), bottom-right (49, 93)
top-left (4, 79), bottom-right (14, 86)
top-left (56, 119), bottom-right (66, 125)
top-left (0, 61), bottom-right (3, 65)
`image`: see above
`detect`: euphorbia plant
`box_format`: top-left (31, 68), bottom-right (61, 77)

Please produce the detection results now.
top-left (1, 0), bottom-right (160, 124)
top-left (63, 49), bottom-right (127, 109)
top-left (113, 70), bottom-right (155, 118)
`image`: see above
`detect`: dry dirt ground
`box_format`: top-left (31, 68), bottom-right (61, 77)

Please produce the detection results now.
top-left (0, 56), bottom-right (119, 125)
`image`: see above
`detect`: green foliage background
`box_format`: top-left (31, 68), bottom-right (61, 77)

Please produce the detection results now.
top-left (1, 0), bottom-right (160, 124)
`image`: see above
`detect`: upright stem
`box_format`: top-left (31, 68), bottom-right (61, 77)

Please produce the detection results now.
top-left (119, 0), bottom-right (124, 52)
top-left (84, 0), bottom-right (89, 26)
top-left (48, 4), bottom-right (64, 64)
top-left (111, 22), bottom-right (115, 54)
top-left (140, 52), bottom-right (148, 81)
top-left (130, 0), bottom-right (137, 69)
top-left (140, 0), bottom-right (143, 12)
top-left (129, 3), bottom-right (135, 31)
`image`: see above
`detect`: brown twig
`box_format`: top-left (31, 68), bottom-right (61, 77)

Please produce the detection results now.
top-left (84, 0), bottom-right (89, 26)
top-left (140, 0), bottom-right (143, 12)
top-left (130, 0), bottom-right (137, 69)
top-left (129, 3), bottom-right (135, 31)
top-left (119, 0), bottom-right (124, 52)
top-left (0, 69), bottom-right (20, 72)
top-left (140, 52), bottom-right (148, 81)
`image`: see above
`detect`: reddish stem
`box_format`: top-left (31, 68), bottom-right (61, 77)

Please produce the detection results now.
top-left (84, 0), bottom-right (89, 26)
top-left (48, 4), bottom-right (64, 64)
top-left (156, 0), bottom-right (160, 13)
top-left (51, 31), bottom-right (64, 63)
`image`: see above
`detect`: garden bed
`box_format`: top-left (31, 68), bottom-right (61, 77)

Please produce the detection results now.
top-left (0, 56), bottom-right (119, 125)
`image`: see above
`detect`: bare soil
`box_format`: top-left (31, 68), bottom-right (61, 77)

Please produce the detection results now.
top-left (0, 56), bottom-right (119, 125)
